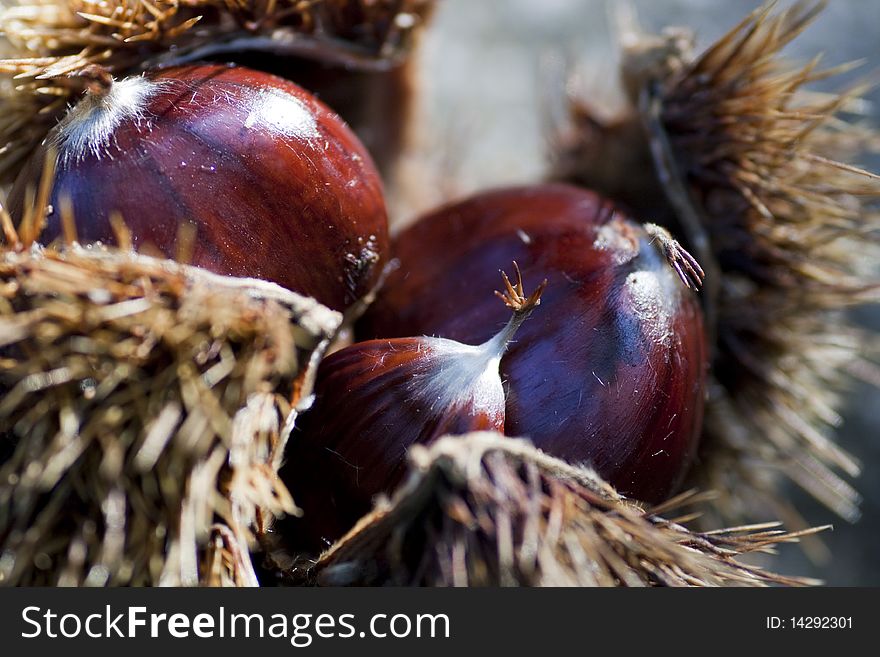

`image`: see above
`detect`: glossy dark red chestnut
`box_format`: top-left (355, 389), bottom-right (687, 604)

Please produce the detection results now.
top-left (281, 265), bottom-right (545, 548)
top-left (8, 64), bottom-right (389, 313)
top-left (361, 184), bottom-right (708, 503)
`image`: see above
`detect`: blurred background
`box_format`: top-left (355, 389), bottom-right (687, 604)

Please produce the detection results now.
top-left (405, 0), bottom-right (880, 585)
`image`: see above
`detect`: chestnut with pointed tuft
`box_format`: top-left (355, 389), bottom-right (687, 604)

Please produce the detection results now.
top-left (7, 64), bottom-right (389, 314)
top-left (280, 263), bottom-right (546, 549)
top-left (361, 185), bottom-right (709, 504)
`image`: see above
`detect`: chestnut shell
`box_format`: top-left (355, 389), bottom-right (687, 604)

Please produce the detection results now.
top-left (8, 64), bottom-right (389, 313)
top-left (281, 335), bottom-right (507, 547)
top-left (361, 185), bottom-right (708, 502)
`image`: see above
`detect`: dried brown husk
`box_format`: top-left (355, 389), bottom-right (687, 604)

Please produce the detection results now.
top-left (553, 0), bottom-right (880, 526)
top-left (272, 433), bottom-right (823, 587)
top-left (0, 243), bottom-right (342, 585)
top-left (0, 0), bottom-right (435, 183)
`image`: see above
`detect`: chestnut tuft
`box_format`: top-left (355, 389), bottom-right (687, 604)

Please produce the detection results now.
top-left (281, 263), bottom-right (546, 549)
top-left (7, 64), bottom-right (389, 313)
top-left (361, 184), bottom-right (709, 503)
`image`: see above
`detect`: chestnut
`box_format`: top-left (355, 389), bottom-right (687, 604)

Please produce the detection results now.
top-left (7, 64), bottom-right (389, 313)
top-left (361, 184), bottom-right (708, 503)
top-left (281, 264), bottom-right (545, 549)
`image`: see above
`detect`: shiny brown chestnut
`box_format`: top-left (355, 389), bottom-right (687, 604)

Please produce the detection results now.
top-left (281, 265), bottom-right (545, 549)
top-left (7, 64), bottom-right (389, 313)
top-left (361, 184), bottom-right (708, 503)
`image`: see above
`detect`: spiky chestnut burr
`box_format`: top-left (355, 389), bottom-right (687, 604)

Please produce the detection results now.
top-left (361, 184), bottom-right (709, 505)
top-left (551, 1), bottom-right (880, 521)
top-left (300, 433), bottom-right (827, 587)
top-left (279, 263), bottom-right (546, 551)
top-left (6, 64), bottom-right (389, 314)
top-left (0, 245), bottom-right (342, 586)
